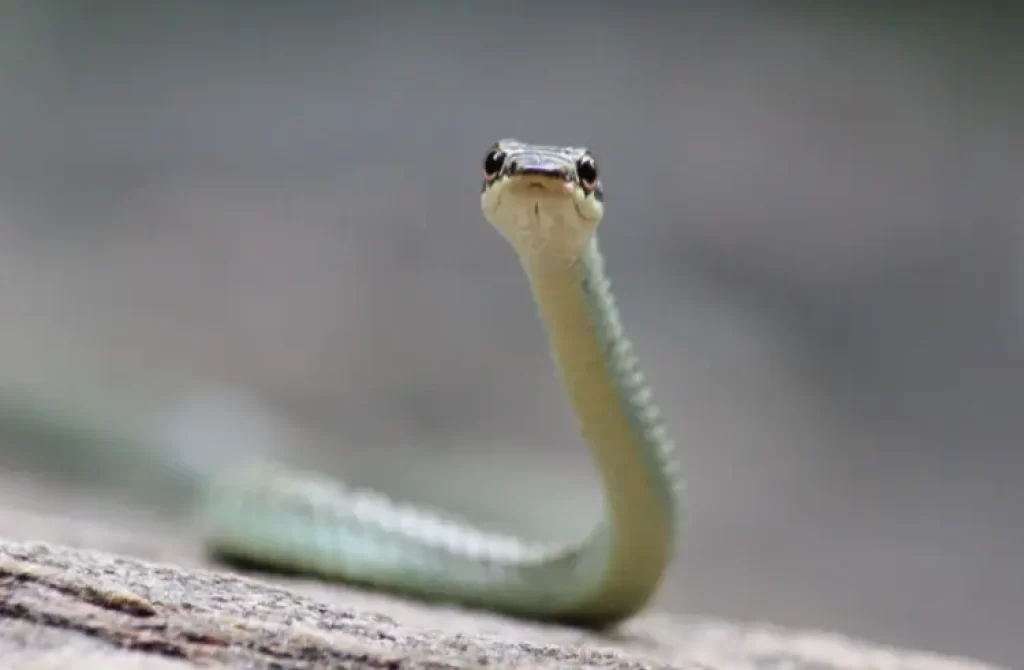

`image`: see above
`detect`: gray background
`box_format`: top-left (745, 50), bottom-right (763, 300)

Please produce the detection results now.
top-left (0, 3), bottom-right (1021, 667)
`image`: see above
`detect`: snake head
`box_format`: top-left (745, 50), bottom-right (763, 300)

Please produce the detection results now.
top-left (480, 139), bottom-right (605, 259)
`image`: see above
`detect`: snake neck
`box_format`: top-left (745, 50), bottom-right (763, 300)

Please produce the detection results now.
top-left (521, 236), bottom-right (682, 620)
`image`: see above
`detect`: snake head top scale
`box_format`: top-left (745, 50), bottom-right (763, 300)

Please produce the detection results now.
top-left (480, 139), bottom-right (605, 260)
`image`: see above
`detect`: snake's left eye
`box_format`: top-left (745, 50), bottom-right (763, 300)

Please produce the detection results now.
top-left (483, 149), bottom-right (505, 181)
top-left (576, 156), bottom-right (599, 190)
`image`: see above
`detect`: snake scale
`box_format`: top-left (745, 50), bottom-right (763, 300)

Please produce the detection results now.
top-left (0, 139), bottom-right (684, 627)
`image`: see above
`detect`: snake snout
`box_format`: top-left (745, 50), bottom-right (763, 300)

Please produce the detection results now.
top-left (506, 156), bottom-right (572, 180)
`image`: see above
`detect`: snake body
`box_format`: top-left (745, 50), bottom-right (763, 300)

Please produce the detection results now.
top-left (2, 140), bottom-right (683, 626)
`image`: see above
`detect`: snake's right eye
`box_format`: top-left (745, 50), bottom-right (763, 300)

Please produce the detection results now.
top-left (483, 149), bottom-right (505, 181)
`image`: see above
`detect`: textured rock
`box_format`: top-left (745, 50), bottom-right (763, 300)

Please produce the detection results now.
top-left (0, 534), bottom-right (1006, 670)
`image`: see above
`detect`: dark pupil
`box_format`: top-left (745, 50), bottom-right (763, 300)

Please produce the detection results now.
top-left (484, 150), bottom-right (505, 176)
top-left (577, 158), bottom-right (597, 183)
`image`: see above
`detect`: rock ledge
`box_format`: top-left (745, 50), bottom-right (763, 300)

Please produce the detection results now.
top-left (0, 539), bottom-right (1007, 669)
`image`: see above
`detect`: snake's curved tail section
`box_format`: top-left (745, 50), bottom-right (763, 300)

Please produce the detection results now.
top-left (0, 384), bottom-right (278, 510)
top-left (200, 464), bottom-right (617, 622)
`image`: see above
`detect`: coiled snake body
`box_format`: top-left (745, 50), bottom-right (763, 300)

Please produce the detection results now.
top-left (5, 140), bottom-right (684, 627)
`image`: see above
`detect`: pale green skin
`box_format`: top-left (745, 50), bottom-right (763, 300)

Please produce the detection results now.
top-left (0, 140), bottom-right (683, 628)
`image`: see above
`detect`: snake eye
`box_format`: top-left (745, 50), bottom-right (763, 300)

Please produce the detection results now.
top-left (576, 155), bottom-right (599, 190)
top-left (483, 148), bottom-right (505, 181)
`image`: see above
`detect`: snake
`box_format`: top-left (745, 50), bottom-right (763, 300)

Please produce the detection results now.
top-left (0, 139), bottom-right (684, 628)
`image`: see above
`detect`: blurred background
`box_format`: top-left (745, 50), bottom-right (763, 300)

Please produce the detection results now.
top-left (0, 2), bottom-right (1021, 667)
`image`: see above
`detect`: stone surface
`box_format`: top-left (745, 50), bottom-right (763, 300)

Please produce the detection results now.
top-left (0, 504), bottom-right (1007, 670)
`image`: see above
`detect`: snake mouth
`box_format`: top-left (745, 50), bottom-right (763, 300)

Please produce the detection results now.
top-left (509, 169), bottom-right (574, 194)
top-left (518, 167), bottom-right (570, 181)
top-left (518, 166), bottom-right (569, 178)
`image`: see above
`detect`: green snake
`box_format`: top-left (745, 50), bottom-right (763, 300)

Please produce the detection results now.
top-left (1, 139), bottom-right (683, 627)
